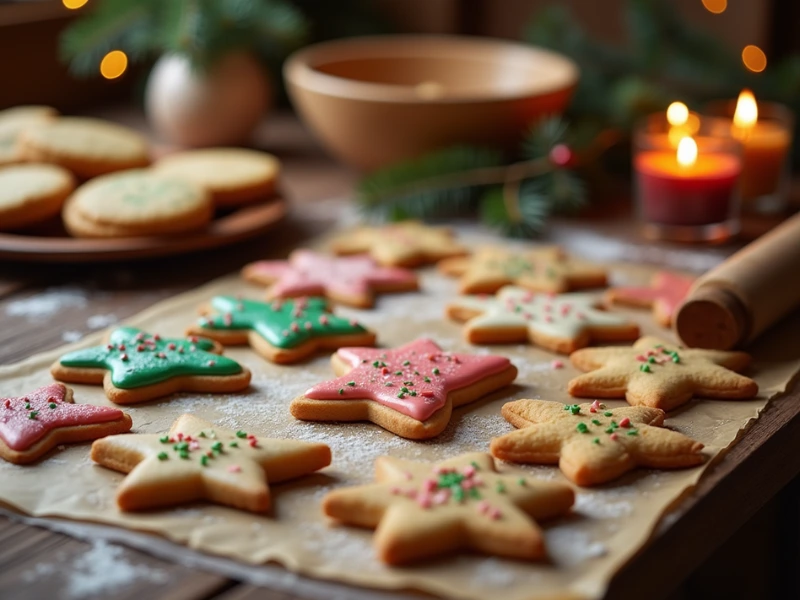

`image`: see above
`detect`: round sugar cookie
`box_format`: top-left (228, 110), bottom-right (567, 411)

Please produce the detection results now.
top-left (0, 163), bottom-right (76, 231)
top-left (0, 105), bottom-right (58, 166)
top-left (154, 148), bottom-right (280, 207)
top-left (18, 117), bottom-right (150, 178)
top-left (63, 170), bottom-right (213, 238)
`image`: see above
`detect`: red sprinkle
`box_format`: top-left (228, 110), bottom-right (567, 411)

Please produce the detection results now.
top-left (177, 433), bottom-right (184, 440)
top-left (551, 360), bottom-right (564, 369)
top-left (153, 334), bottom-right (161, 341)
top-left (120, 353), bottom-right (128, 361)
top-left (619, 417), bottom-right (631, 428)
top-left (610, 433), bottom-right (619, 441)
top-left (167, 343), bottom-right (176, 350)
top-left (290, 322), bottom-right (300, 332)
top-left (4, 400), bottom-right (10, 408)
top-left (208, 360), bottom-right (216, 366)
top-left (157, 352), bottom-right (166, 359)
top-left (228, 465), bottom-right (241, 473)
top-left (106, 344), bottom-right (114, 350)
top-left (304, 321), bottom-right (312, 330)
top-left (421, 390), bottom-right (434, 398)
top-left (319, 315), bottom-right (329, 326)
top-left (137, 344), bottom-right (145, 352)
top-left (118, 344), bottom-right (126, 351)
top-left (248, 438), bottom-right (258, 447)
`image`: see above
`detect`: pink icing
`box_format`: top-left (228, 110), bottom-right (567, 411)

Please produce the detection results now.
top-left (247, 250), bottom-right (416, 299)
top-left (612, 271), bottom-right (694, 321)
top-left (0, 384), bottom-right (124, 451)
top-left (304, 338), bottom-right (512, 421)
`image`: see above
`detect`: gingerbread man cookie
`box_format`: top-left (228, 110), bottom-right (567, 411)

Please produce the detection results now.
top-left (0, 383), bottom-right (132, 465)
top-left (490, 399), bottom-right (706, 486)
top-left (322, 452), bottom-right (574, 564)
top-left (439, 246), bottom-right (608, 294)
top-left (447, 286), bottom-right (640, 354)
top-left (329, 221), bottom-right (468, 267)
top-left (242, 250), bottom-right (419, 308)
top-left (290, 338), bottom-right (517, 439)
top-left (568, 336), bottom-right (758, 411)
top-left (606, 271), bottom-right (695, 327)
top-left (188, 296), bottom-right (376, 364)
top-left (92, 414), bottom-right (331, 512)
top-left (51, 327), bottom-right (251, 404)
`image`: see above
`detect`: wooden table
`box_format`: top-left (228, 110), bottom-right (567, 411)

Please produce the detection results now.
top-left (1, 111), bottom-right (799, 600)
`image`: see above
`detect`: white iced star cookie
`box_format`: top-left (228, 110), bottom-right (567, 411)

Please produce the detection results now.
top-left (446, 286), bottom-right (640, 354)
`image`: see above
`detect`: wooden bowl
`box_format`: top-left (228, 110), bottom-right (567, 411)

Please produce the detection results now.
top-left (284, 35), bottom-right (579, 171)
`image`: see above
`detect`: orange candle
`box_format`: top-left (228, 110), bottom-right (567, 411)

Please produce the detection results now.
top-left (731, 90), bottom-right (792, 201)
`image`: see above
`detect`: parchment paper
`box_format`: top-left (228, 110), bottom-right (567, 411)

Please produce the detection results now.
top-left (1, 232), bottom-right (799, 600)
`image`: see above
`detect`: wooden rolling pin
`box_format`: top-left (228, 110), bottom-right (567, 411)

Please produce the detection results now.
top-left (675, 211), bottom-right (800, 349)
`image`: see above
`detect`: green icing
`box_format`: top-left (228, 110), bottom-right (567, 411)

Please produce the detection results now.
top-left (59, 326), bottom-right (242, 389)
top-left (198, 296), bottom-right (367, 350)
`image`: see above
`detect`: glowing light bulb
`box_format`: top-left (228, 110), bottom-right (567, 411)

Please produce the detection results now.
top-left (63, 0), bottom-right (89, 8)
top-left (742, 45), bottom-right (767, 73)
top-left (733, 89), bottom-right (758, 129)
top-left (677, 137), bottom-right (697, 168)
top-left (100, 50), bottom-right (128, 80)
top-left (667, 102), bottom-right (689, 127)
top-left (702, 0), bottom-right (727, 14)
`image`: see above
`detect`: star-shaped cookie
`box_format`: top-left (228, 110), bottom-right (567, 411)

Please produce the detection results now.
top-left (241, 249), bottom-right (419, 308)
top-left (91, 414), bottom-right (332, 513)
top-left (439, 246), bottom-right (607, 293)
top-left (605, 271), bottom-right (695, 327)
top-left (329, 220), bottom-right (468, 267)
top-left (322, 452), bottom-right (574, 564)
top-left (0, 383), bottom-right (132, 464)
top-left (51, 327), bottom-right (251, 404)
top-left (490, 399), bottom-right (706, 486)
top-left (290, 338), bottom-right (517, 439)
top-left (447, 286), bottom-right (640, 354)
top-left (188, 296), bottom-right (376, 364)
top-left (568, 336), bottom-right (758, 411)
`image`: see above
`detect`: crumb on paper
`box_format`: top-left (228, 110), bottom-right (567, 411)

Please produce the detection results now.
top-left (61, 330), bottom-right (84, 343)
top-left (6, 287), bottom-right (88, 320)
top-left (546, 527), bottom-right (608, 566)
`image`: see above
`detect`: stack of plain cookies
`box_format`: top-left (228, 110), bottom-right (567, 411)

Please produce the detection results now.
top-left (0, 106), bottom-right (280, 237)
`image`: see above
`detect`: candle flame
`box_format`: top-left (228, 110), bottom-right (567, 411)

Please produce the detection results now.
top-left (666, 102), bottom-right (689, 126)
top-left (733, 89), bottom-right (758, 129)
top-left (676, 137), bottom-right (697, 168)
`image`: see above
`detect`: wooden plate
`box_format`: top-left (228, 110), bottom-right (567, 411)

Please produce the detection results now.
top-left (0, 197), bottom-right (287, 263)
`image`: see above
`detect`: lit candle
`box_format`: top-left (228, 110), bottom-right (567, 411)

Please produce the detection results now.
top-left (730, 89), bottom-right (792, 204)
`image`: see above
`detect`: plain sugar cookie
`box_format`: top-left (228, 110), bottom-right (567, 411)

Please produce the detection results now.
top-left (0, 163), bottom-right (76, 231)
top-left (63, 169), bottom-right (213, 238)
top-left (154, 148), bottom-right (280, 207)
top-left (0, 105), bottom-right (58, 167)
top-left (18, 117), bottom-right (150, 178)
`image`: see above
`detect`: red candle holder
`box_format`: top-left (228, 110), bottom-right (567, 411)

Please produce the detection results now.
top-left (634, 113), bottom-right (743, 243)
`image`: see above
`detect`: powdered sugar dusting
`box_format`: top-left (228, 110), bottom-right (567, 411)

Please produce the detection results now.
top-left (87, 313), bottom-right (118, 329)
top-left (6, 287), bottom-right (88, 319)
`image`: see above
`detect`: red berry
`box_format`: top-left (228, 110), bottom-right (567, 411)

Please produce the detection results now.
top-left (549, 143), bottom-right (574, 167)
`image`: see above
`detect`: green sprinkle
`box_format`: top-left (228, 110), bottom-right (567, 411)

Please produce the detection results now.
top-left (592, 438), bottom-right (600, 445)
top-left (452, 486), bottom-right (465, 503)
top-left (199, 431), bottom-right (206, 438)
top-left (414, 370), bottom-right (420, 375)
top-left (648, 356), bottom-right (656, 364)
top-left (576, 422), bottom-right (589, 433)
top-left (640, 364), bottom-right (651, 373)
top-left (48, 403), bottom-right (57, 409)
top-left (397, 392), bottom-right (406, 399)
top-left (236, 431), bottom-right (247, 438)
top-left (373, 360), bottom-right (380, 367)
top-left (496, 482), bottom-right (506, 494)
top-left (158, 452), bottom-right (169, 461)
top-left (403, 360), bottom-right (411, 366)
top-left (605, 427), bottom-right (615, 434)
top-left (627, 429), bottom-right (639, 436)
top-left (410, 391), bottom-right (417, 396)
top-left (395, 371), bottom-right (403, 375)
top-left (518, 478), bottom-right (527, 486)
top-left (160, 435), bottom-right (170, 444)
top-left (229, 441), bottom-right (238, 448)
top-left (177, 442), bottom-right (189, 451)
top-left (384, 382), bottom-right (393, 387)
top-left (200, 455), bottom-right (209, 466)
top-left (672, 354), bottom-right (680, 363)
top-left (591, 419), bottom-right (601, 426)
top-left (604, 411), bottom-right (613, 417)
top-left (403, 381), bottom-right (413, 386)
top-left (338, 388), bottom-right (344, 395)
top-left (471, 461), bottom-right (480, 470)
top-left (569, 404), bottom-right (581, 415)
top-left (400, 386), bottom-right (409, 393)
top-left (610, 421), bottom-right (618, 428)
top-left (433, 368), bottom-right (440, 375)
top-left (655, 344), bottom-right (664, 348)
top-left (424, 376), bottom-right (431, 383)
top-left (179, 450), bottom-right (189, 460)
top-left (346, 381), bottom-right (356, 387)
top-left (469, 488), bottom-right (481, 499)
top-left (211, 442), bottom-right (223, 453)
top-left (28, 411), bottom-right (38, 419)
top-left (25, 403), bottom-right (31, 409)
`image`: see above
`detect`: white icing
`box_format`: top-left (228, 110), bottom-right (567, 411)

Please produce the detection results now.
top-left (450, 286), bottom-right (630, 340)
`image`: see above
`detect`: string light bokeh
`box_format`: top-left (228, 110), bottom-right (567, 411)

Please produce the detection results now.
top-left (100, 50), bottom-right (128, 79)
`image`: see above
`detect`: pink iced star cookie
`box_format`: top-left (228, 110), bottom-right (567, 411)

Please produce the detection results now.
top-left (606, 271), bottom-right (695, 327)
top-left (322, 452), bottom-right (574, 564)
top-left (242, 249), bottom-right (418, 308)
top-left (0, 383), bottom-right (132, 464)
top-left (290, 338), bottom-right (517, 439)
